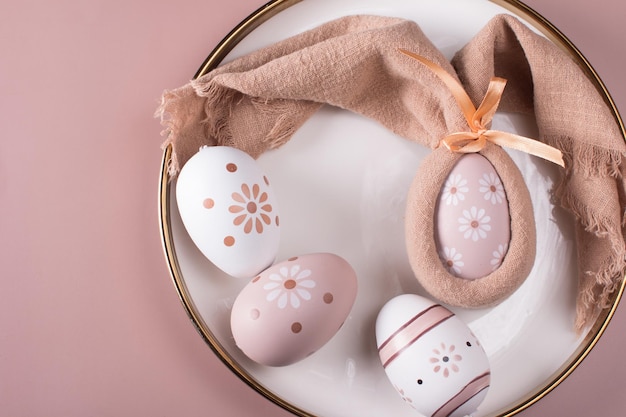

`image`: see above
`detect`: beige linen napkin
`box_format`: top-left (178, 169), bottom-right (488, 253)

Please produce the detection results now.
top-left (157, 15), bottom-right (466, 173)
top-left (156, 14), bottom-right (626, 330)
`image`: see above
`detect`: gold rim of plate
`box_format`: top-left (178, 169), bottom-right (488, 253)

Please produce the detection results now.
top-left (158, 1), bottom-right (626, 416)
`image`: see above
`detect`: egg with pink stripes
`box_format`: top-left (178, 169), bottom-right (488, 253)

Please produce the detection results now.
top-left (376, 294), bottom-right (490, 417)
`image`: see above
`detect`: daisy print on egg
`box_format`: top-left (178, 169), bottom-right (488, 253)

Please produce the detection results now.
top-left (229, 183), bottom-right (273, 234)
top-left (479, 172), bottom-right (506, 205)
top-left (440, 247), bottom-right (464, 276)
top-left (395, 386), bottom-right (415, 408)
top-left (430, 343), bottom-right (462, 378)
top-left (441, 173), bottom-right (469, 206)
top-left (458, 206), bottom-right (491, 242)
top-left (264, 264), bottom-right (316, 309)
top-left (491, 243), bottom-right (508, 271)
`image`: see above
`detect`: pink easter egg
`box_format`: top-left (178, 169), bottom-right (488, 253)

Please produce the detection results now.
top-left (230, 253), bottom-right (357, 366)
top-left (435, 154), bottom-right (511, 279)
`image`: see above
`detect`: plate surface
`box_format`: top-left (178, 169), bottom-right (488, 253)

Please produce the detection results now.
top-left (159, 1), bottom-right (625, 416)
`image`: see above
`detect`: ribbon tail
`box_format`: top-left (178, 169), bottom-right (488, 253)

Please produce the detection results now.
top-left (485, 131), bottom-right (565, 167)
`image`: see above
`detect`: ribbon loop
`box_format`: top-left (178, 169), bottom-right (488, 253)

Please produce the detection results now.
top-left (399, 48), bottom-right (565, 167)
top-left (473, 77), bottom-right (506, 129)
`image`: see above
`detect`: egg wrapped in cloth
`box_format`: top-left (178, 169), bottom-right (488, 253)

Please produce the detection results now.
top-left (405, 143), bottom-right (536, 308)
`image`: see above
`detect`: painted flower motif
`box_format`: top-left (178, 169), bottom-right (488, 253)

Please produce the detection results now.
top-left (458, 206), bottom-right (491, 242)
top-left (229, 183), bottom-right (273, 234)
top-left (263, 264), bottom-right (315, 309)
top-left (394, 385), bottom-right (414, 407)
top-left (440, 247), bottom-right (464, 276)
top-left (479, 172), bottom-right (505, 205)
top-left (430, 343), bottom-right (462, 378)
top-left (441, 174), bottom-right (469, 206)
top-left (490, 243), bottom-right (508, 271)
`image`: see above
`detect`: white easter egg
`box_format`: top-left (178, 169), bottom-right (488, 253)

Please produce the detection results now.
top-left (175, 146), bottom-right (280, 278)
top-left (231, 253), bottom-right (357, 367)
top-left (376, 294), bottom-right (490, 416)
top-left (436, 153), bottom-right (511, 279)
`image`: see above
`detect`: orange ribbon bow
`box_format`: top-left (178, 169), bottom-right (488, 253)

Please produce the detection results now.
top-left (399, 48), bottom-right (565, 167)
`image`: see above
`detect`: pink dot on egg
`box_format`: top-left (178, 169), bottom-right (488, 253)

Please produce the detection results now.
top-left (291, 322), bottom-right (302, 334)
top-left (288, 256), bottom-right (298, 262)
top-left (263, 176), bottom-right (270, 185)
top-left (252, 276), bottom-right (261, 283)
top-left (275, 216), bottom-right (280, 226)
top-left (224, 236), bottom-right (235, 247)
top-left (250, 309), bottom-right (260, 320)
top-left (323, 293), bottom-right (334, 304)
top-left (203, 198), bottom-right (214, 209)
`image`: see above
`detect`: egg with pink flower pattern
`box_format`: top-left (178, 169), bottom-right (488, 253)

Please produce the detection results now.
top-left (231, 253), bottom-right (357, 366)
top-left (175, 146), bottom-right (280, 278)
top-left (376, 294), bottom-right (491, 416)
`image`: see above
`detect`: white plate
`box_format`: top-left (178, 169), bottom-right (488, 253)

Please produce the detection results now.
top-left (158, 1), bottom-right (625, 416)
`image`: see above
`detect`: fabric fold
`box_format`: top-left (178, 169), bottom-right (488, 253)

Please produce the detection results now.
top-left (156, 15), bottom-right (467, 174)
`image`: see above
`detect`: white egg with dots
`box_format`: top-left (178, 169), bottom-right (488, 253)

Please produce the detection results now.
top-left (175, 146), bottom-right (281, 278)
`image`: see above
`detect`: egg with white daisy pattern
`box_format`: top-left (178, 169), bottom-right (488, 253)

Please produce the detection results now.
top-left (435, 154), bottom-right (511, 279)
top-left (230, 253), bottom-right (357, 367)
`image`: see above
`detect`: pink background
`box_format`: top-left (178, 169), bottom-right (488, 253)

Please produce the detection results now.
top-left (1, 0), bottom-right (624, 416)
